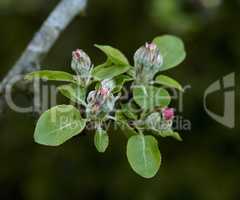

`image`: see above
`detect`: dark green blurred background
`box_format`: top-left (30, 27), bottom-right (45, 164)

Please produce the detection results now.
top-left (0, 0), bottom-right (239, 199)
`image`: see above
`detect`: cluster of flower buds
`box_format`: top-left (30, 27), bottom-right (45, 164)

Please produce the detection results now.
top-left (134, 42), bottom-right (163, 84)
top-left (86, 80), bottom-right (116, 119)
top-left (71, 49), bottom-right (92, 85)
top-left (145, 107), bottom-right (175, 131)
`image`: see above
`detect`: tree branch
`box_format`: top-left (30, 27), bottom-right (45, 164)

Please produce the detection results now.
top-left (0, 0), bottom-right (87, 113)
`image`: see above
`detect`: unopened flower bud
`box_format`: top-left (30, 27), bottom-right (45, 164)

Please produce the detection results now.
top-left (99, 87), bottom-right (109, 96)
top-left (134, 42), bottom-right (163, 84)
top-left (72, 49), bottom-right (91, 70)
top-left (145, 43), bottom-right (157, 51)
top-left (162, 108), bottom-right (174, 121)
top-left (71, 49), bottom-right (92, 85)
top-left (145, 110), bottom-right (174, 132)
top-left (72, 49), bottom-right (81, 60)
top-left (86, 85), bottom-right (116, 119)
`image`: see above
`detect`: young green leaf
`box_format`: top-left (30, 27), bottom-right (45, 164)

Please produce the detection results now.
top-left (112, 74), bottom-right (133, 93)
top-left (126, 67), bottom-right (135, 78)
top-left (127, 135), bottom-right (161, 178)
top-left (133, 85), bottom-right (171, 110)
top-left (94, 129), bottom-right (109, 153)
top-left (92, 63), bottom-right (131, 81)
top-left (153, 35), bottom-right (186, 71)
top-left (120, 103), bottom-right (138, 120)
top-left (92, 45), bottom-right (131, 80)
top-left (95, 44), bottom-right (129, 65)
top-left (115, 110), bottom-right (138, 138)
top-left (58, 84), bottom-right (86, 106)
top-left (34, 105), bottom-right (86, 146)
top-left (155, 75), bottom-right (184, 92)
top-left (25, 70), bottom-right (76, 83)
top-left (159, 130), bottom-right (182, 141)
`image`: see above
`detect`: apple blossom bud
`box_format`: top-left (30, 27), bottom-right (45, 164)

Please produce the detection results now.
top-left (144, 110), bottom-right (174, 132)
top-left (99, 87), bottom-right (109, 96)
top-left (134, 42), bottom-right (163, 84)
top-left (162, 108), bottom-right (174, 121)
top-left (86, 83), bottom-right (116, 119)
top-left (71, 49), bottom-right (92, 85)
top-left (72, 49), bottom-right (81, 60)
top-left (145, 43), bottom-right (157, 51)
top-left (72, 49), bottom-right (91, 70)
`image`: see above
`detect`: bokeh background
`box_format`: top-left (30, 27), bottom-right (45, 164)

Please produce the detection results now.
top-left (0, 0), bottom-right (240, 199)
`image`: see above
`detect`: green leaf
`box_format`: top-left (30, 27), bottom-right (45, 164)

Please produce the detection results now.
top-left (92, 63), bottom-right (131, 81)
top-left (155, 75), bottom-right (183, 92)
top-left (92, 45), bottom-right (131, 80)
top-left (133, 85), bottom-right (171, 110)
top-left (127, 135), bottom-right (161, 178)
top-left (112, 75), bottom-right (133, 93)
top-left (25, 70), bottom-right (76, 83)
top-left (95, 44), bottom-right (129, 65)
top-left (116, 110), bottom-right (138, 138)
top-left (58, 84), bottom-right (86, 106)
top-left (121, 103), bottom-right (138, 120)
top-left (159, 130), bottom-right (182, 141)
top-left (126, 67), bottom-right (135, 78)
top-left (34, 105), bottom-right (86, 146)
top-left (153, 35), bottom-right (186, 71)
top-left (94, 129), bottom-right (109, 153)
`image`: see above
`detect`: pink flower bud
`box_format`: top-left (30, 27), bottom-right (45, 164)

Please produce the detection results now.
top-left (99, 87), bottom-right (109, 96)
top-left (162, 108), bottom-right (174, 121)
top-left (145, 42), bottom-right (157, 51)
top-left (71, 49), bottom-right (91, 71)
top-left (72, 49), bottom-right (82, 60)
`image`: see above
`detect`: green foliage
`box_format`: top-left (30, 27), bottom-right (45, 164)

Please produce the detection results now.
top-left (112, 75), bottom-right (133, 93)
top-left (133, 85), bottom-right (170, 110)
top-left (115, 110), bottom-right (138, 138)
top-left (153, 35), bottom-right (186, 71)
top-left (25, 70), bottom-right (76, 83)
top-left (94, 44), bottom-right (130, 65)
top-left (94, 129), bottom-right (109, 153)
top-left (34, 105), bottom-right (86, 146)
top-left (92, 45), bottom-right (131, 80)
top-left (25, 34), bottom-right (187, 178)
top-left (121, 103), bottom-right (138, 120)
top-left (92, 62), bottom-right (131, 80)
top-left (127, 135), bottom-right (161, 178)
top-left (155, 75), bottom-right (183, 91)
top-left (58, 84), bottom-right (86, 106)
top-left (159, 130), bottom-right (182, 141)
